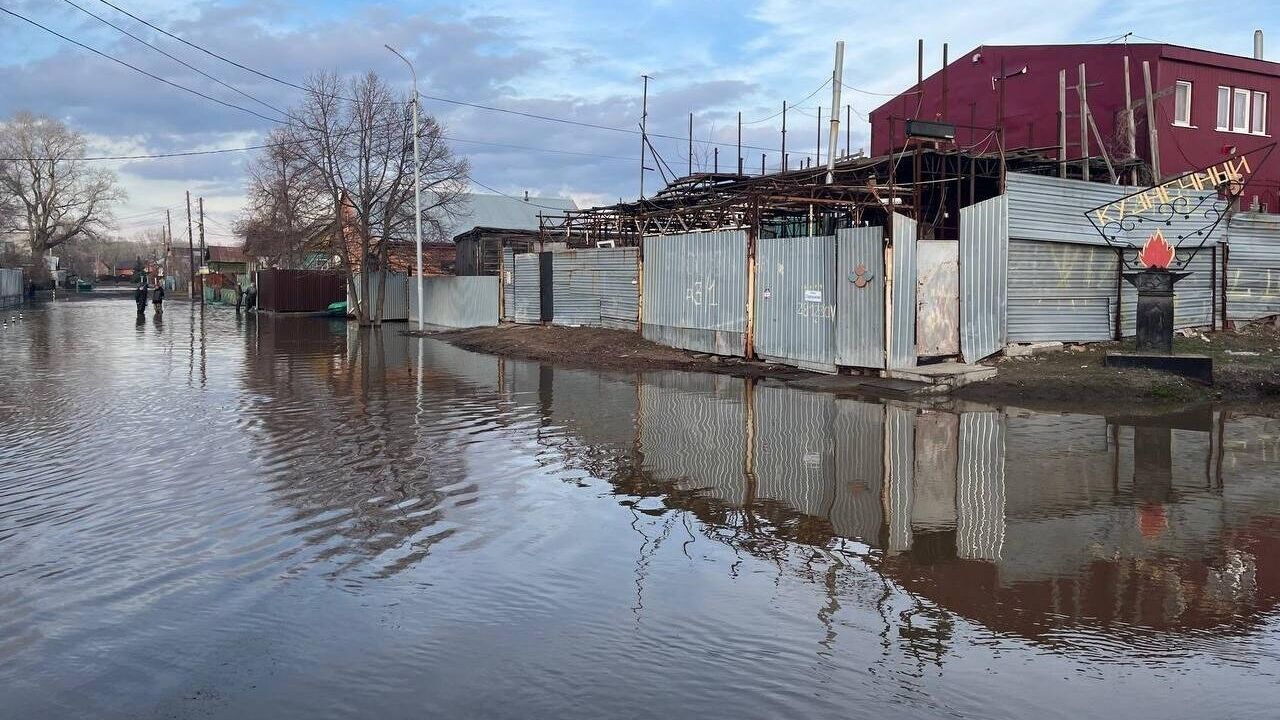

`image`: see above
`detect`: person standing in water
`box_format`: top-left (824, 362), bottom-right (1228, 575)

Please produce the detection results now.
top-left (151, 279), bottom-right (165, 314)
top-left (134, 282), bottom-right (148, 315)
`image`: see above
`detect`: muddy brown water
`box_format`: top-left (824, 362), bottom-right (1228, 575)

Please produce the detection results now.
top-left (2, 296), bottom-right (1279, 719)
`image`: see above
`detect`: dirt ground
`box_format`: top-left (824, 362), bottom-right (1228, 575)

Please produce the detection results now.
top-left (411, 322), bottom-right (1280, 411)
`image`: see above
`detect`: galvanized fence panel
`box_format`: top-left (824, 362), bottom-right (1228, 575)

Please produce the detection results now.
top-left (0, 267), bottom-right (23, 306)
top-left (256, 269), bottom-right (345, 313)
top-left (889, 213), bottom-right (917, 369)
top-left (550, 247), bottom-right (639, 329)
top-left (512, 253), bottom-right (541, 324)
top-left (641, 230), bottom-right (748, 356)
top-left (1007, 172), bottom-right (1221, 248)
top-left (916, 241), bottom-right (960, 357)
top-left (835, 226), bottom-right (885, 369)
top-left (960, 194), bottom-right (1009, 362)
top-left (349, 271), bottom-right (410, 321)
top-left (1226, 212), bottom-right (1280, 321)
top-left (956, 411), bottom-right (1006, 561)
top-left (501, 247), bottom-right (515, 321)
top-left (408, 276), bottom-right (499, 328)
top-left (1120, 246), bottom-right (1215, 335)
top-left (1007, 239), bottom-right (1117, 342)
top-left (754, 235), bottom-right (837, 373)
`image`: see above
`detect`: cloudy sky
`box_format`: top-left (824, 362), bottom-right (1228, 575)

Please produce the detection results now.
top-left (0, 0), bottom-right (1272, 243)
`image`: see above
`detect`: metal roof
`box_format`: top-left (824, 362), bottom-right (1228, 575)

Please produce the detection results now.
top-left (443, 193), bottom-right (577, 240)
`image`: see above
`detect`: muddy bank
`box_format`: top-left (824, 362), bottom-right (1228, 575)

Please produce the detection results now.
top-left (410, 323), bottom-right (1280, 411)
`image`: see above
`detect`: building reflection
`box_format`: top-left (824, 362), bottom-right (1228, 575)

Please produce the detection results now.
top-left (235, 318), bottom-right (1280, 646)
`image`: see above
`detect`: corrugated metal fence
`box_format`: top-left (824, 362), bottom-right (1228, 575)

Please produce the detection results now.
top-left (256, 269), bottom-right (345, 313)
top-left (349, 271), bottom-right (410, 321)
top-left (550, 247), bottom-right (639, 329)
top-left (960, 195), bottom-right (1008, 362)
top-left (641, 230), bottom-right (748, 356)
top-left (889, 213), bottom-right (918, 369)
top-left (501, 247), bottom-right (515, 321)
top-left (754, 235), bottom-right (837, 372)
top-left (511, 253), bottom-right (541, 324)
top-left (1226, 212), bottom-right (1280, 321)
top-left (408, 276), bottom-right (499, 328)
top-left (0, 268), bottom-right (23, 306)
top-left (835, 226), bottom-right (885, 368)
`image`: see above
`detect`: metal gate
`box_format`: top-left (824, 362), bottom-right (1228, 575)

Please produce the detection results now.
top-left (889, 213), bottom-right (918, 369)
top-left (501, 247), bottom-right (515, 321)
top-left (512, 253), bottom-right (541, 324)
top-left (835, 226), bottom-right (885, 368)
top-left (960, 194), bottom-right (1009, 362)
top-left (754, 235), bottom-right (837, 373)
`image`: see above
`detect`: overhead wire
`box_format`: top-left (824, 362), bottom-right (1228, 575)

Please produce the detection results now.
top-left (0, 4), bottom-right (284, 125)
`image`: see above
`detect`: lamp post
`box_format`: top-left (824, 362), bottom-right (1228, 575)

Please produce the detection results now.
top-left (386, 43), bottom-right (424, 331)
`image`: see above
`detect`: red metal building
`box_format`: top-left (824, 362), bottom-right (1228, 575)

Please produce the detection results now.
top-left (870, 38), bottom-right (1279, 211)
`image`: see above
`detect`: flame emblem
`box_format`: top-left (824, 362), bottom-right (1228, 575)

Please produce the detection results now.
top-left (1139, 230), bottom-right (1176, 269)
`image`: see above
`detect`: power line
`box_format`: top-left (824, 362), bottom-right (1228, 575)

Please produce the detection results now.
top-left (741, 77), bottom-right (830, 125)
top-left (59, 0), bottom-right (285, 117)
top-left (89, 2), bottom-right (789, 155)
top-left (0, 4), bottom-right (284, 124)
top-left (466, 177), bottom-right (575, 211)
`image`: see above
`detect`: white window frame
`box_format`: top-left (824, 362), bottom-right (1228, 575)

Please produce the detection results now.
top-left (1173, 81), bottom-right (1193, 126)
top-left (1253, 91), bottom-right (1268, 135)
top-left (1217, 86), bottom-right (1231, 130)
top-left (1233, 88), bottom-right (1251, 132)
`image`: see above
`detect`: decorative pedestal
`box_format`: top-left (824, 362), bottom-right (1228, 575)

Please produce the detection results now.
top-left (1125, 269), bottom-right (1189, 354)
top-left (1102, 269), bottom-right (1214, 384)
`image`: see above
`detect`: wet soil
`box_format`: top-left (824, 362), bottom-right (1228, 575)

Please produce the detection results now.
top-left (411, 322), bottom-right (1280, 412)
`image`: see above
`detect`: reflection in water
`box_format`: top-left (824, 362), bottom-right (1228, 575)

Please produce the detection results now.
top-left (1, 297), bottom-right (1279, 720)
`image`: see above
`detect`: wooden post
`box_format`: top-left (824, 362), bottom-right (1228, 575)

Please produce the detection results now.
top-left (1058, 69), bottom-right (1067, 178)
top-left (185, 191), bottom-right (195, 299)
top-left (197, 197), bottom-right (205, 307)
top-left (1086, 103), bottom-right (1117, 183)
top-left (1079, 63), bottom-right (1090, 181)
top-left (1123, 55), bottom-right (1137, 185)
top-left (1143, 60), bottom-right (1162, 181)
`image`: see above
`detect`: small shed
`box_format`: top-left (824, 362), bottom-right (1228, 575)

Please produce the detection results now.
top-left (448, 193), bottom-right (578, 276)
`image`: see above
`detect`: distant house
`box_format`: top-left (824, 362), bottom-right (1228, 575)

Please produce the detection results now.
top-left (449, 193), bottom-right (578, 276)
top-left (206, 245), bottom-right (251, 277)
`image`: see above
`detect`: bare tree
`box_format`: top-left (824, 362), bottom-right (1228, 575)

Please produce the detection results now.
top-left (235, 127), bottom-right (330, 269)
top-left (0, 112), bottom-right (124, 262)
top-left (238, 71), bottom-right (468, 325)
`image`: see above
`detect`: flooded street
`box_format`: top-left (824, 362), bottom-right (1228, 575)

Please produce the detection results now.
top-left (2, 296), bottom-right (1279, 719)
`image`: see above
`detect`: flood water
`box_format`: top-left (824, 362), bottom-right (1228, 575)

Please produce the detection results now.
top-left (2, 295), bottom-right (1279, 719)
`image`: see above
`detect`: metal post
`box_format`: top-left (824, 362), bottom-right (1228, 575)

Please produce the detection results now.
top-left (1079, 63), bottom-right (1090, 181)
top-left (1123, 55), bottom-right (1136, 184)
top-left (386, 44), bottom-right (425, 330)
top-left (826, 40), bottom-right (845, 183)
top-left (688, 112), bottom-right (693, 176)
top-left (816, 106), bottom-right (822, 167)
top-left (166, 209), bottom-right (173, 291)
top-left (845, 104), bottom-right (851, 157)
top-left (1058, 69), bottom-right (1067, 178)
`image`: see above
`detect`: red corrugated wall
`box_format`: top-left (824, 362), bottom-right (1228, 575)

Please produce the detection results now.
top-left (256, 269), bottom-right (345, 313)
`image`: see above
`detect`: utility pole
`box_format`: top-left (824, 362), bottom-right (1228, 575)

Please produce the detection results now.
top-left (845, 104), bottom-right (851, 158)
top-left (197, 197), bottom-right (206, 307)
top-left (688, 112), bottom-right (693, 176)
top-left (639, 74), bottom-right (650, 198)
top-left (781, 101), bottom-right (788, 171)
top-left (185, 191), bottom-right (195, 299)
top-left (386, 44), bottom-right (425, 329)
top-left (737, 111), bottom-right (743, 175)
top-left (166, 209), bottom-right (173, 291)
top-left (816, 106), bottom-right (822, 168)
top-left (826, 40), bottom-right (845, 183)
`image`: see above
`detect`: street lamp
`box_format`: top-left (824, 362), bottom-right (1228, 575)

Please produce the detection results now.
top-left (385, 43), bottom-right (425, 331)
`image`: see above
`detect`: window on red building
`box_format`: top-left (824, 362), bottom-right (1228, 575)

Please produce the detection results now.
top-left (1174, 81), bottom-right (1193, 126)
top-left (1233, 88), bottom-right (1251, 132)
top-left (1217, 86), bottom-right (1231, 130)
top-left (1252, 91), bottom-right (1268, 135)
